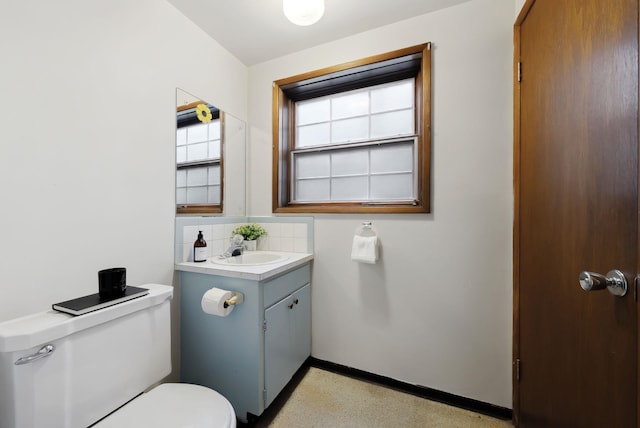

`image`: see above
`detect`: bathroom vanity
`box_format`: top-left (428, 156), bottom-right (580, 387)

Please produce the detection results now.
top-left (176, 252), bottom-right (313, 423)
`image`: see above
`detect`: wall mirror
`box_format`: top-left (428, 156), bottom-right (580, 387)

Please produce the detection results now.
top-left (176, 88), bottom-right (246, 216)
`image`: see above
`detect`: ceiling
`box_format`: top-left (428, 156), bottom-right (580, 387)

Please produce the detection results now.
top-left (166, 0), bottom-right (472, 66)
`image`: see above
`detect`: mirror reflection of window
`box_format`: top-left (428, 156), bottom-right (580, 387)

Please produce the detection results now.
top-left (176, 89), bottom-right (223, 214)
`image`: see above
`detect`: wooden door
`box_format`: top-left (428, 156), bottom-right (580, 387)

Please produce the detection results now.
top-left (514, 0), bottom-right (639, 426)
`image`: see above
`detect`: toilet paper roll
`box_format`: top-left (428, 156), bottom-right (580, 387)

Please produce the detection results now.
top-left (201, 288), bottom-right (235, 317)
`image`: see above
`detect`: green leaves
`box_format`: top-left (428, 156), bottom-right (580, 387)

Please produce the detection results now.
top-left (231, 223), bottom-right (267, 241)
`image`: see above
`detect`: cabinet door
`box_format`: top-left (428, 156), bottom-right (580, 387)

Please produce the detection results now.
top-left (264, 284), bottom-right (311, 407)
top-left (289, 284), bottom-right (311, 372)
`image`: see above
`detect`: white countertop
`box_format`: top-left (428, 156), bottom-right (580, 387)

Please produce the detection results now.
top-left (175, 251), bottom-right (313, 281)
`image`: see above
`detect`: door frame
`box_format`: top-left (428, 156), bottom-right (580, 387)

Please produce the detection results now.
top-left (512, 2), bottom-right (526, 425)
top-left (512, 0), bottom-right (640, 426)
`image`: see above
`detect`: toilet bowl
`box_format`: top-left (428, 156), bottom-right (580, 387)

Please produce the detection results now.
top-left (0, 284), bottom-right (235, 428)
top-left (94, 383), bottom-right (236, 428)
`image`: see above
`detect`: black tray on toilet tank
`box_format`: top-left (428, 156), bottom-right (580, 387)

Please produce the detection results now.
top-left (52, 286), bottom-right (149, 316)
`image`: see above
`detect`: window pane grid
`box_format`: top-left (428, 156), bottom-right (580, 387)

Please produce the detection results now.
top-left (295, 79), bottom-right (415, 149)
top-left (292, 139), bottom-right (416, 203)
top-left (176, 119), bottom-right (221, 166)
top-left (176, 118), bottom-right (221, 208)
top-left (176, 165), bottom-right (221, 205)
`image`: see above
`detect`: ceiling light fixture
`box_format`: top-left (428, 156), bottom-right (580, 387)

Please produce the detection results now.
top-left (283, 0), bottom-right (325, 26)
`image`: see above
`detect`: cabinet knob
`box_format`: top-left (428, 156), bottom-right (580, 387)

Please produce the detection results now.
top-left (294, 298), bottom-right (299, 305)
top-left (288, 303), bottom-right (294, 309)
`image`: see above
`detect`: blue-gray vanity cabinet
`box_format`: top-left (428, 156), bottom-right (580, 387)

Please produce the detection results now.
top-left (264, 283), bottom-right (311, 407)
top-left (179, 262), bottom-right (311, 423)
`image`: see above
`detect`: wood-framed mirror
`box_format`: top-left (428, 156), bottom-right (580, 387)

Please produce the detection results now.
top-left (175, 89), bottom-right (246, 216)
top-left (176, 89), bottom-right (223, 214)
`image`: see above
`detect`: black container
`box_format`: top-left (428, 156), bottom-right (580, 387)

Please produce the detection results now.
top-left (98, 267), bottom-right (127, 298)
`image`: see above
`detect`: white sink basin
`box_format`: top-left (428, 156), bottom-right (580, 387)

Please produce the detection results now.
top-left (210, 251), bottom-right (289, 267)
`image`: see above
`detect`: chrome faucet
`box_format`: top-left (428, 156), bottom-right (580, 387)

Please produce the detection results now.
top-left (220, 234), bottom-right (244, 258)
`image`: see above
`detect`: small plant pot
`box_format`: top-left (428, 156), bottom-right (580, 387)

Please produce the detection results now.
top-left (243, 240), bottom-right (257, 251)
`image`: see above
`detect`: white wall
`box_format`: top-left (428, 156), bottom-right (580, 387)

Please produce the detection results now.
top-left (248, 0), bottom-right (514, 408)
top-left (1, 0), bottom-right (515, 409)
top-left (0, 0), bottom-right (247, 323)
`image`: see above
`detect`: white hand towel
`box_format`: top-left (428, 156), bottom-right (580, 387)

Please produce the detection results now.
top-left (351, 235), bottom-right (378, 264)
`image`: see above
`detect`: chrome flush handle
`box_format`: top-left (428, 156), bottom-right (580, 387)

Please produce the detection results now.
top-left (14, 344), bottom-right (56, 365)
top-left (579, 270), bottom-right (628, 297)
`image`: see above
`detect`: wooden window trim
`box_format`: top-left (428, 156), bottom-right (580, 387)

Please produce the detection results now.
top-left (177, 102), bottom-right (221, 126)
top-left (272, 43), bottom-right (431, 214)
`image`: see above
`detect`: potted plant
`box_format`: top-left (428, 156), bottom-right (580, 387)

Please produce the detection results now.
top-left (231, 223), bottom-right (267, 251)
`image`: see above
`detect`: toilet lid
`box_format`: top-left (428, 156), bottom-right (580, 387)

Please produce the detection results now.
top-left (93, 383), bottom-right (236, 428)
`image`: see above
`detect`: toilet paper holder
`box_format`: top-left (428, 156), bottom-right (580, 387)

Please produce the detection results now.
top-left (223, 292), bottom-right (244, 308)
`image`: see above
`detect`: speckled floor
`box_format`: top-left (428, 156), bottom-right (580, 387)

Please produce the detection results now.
top-left (249, 366), bottom-right (513, 428)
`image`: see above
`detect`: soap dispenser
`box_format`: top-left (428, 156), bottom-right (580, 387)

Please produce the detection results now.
top-left (194, 230), bottom-right (207, 262)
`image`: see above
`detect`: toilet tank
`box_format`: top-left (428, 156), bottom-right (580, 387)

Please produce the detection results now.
top-left (0, 283), bottom-right (173, 428)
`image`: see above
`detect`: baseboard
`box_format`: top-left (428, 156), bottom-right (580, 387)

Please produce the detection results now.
top-left (307, 357), bottom-right (513, 421)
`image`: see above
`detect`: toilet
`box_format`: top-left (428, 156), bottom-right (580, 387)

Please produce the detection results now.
top-left (0, 283), bottom-right (236, 428)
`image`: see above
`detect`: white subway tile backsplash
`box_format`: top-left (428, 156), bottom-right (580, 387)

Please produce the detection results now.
top-left (293, 223), bottom-right (307, 239)
top-left (265, 222), bottom-right (281, 238)
top-left (294, 238), bottom-right (308, 253)
top-left (269, 236), bottom-right (282, 251)
top-left (183, 225), bottom-right (199, 245)
top-left (224, 223), bottom-right (240, 239)
top-left (182, 243), bottom-right (192, 262)
top-left (280, 236), bottom-right (294, 252)
top-left (176, 217), bottom-right (312, 263)
top-left (210, 239), bottom-right (225, 256)
top-left (182, 239), bottom-right (224, 261)
top-left (212, 224), bottom-right (225, 240)
top-left (257, 237), bottom-right (268, 251)
top-left (281, 223), bottom-right (294, 238)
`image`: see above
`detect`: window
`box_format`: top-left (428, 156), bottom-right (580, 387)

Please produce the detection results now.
top-left (273, 43), bottom-right (431, 213)
top-left (176, 102), bottom-right (223, 214)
